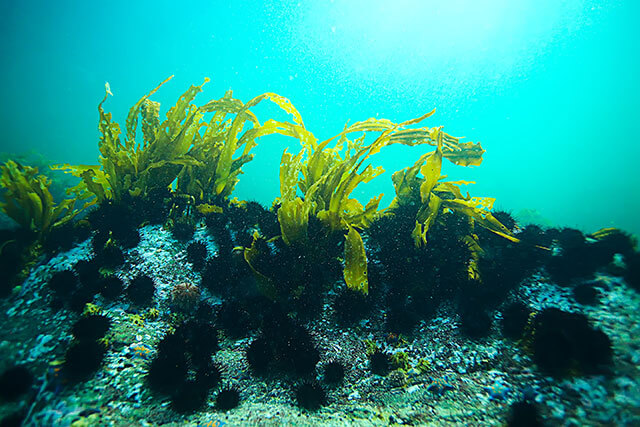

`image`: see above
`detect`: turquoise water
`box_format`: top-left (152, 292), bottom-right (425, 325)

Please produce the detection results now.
top-left (1, 0), bottom-right (638, 236)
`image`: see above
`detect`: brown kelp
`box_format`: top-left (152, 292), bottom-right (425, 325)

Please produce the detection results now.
top-left (0, 160), bottom-right (86, 295)
top-left (0, 160), bottom-right (81, 239)
top-left (3, 77), bottom-right (517, 307)
top-left (55, 77), bottom-right (310, 215)
top-left (388, 128), bottom-right (517, 249)
top-left (55, 76), bottom-right (180, 204)
top-left (179, 91), bottom-right (313, 211)
top-left (275, 111), bottom-right (489, 294)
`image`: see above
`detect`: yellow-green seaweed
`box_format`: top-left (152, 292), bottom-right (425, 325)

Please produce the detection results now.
top-left (343, 225), bottom-right (369, 294)
top-left (274, 110), bottom-right (486, 294)
top-left (56, 78), bottom-right (310, 213)
top-left (0, 160), bottom-right (82, 239)
top-left (388, 127), bottom-right (517, 249)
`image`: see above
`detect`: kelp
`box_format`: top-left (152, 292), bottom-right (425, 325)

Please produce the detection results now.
top-left (42, 76), bottom-right (513, 297)
top-left (280, 110), bottom-right (485, 235)
top-left (275, 148), bottom-right (309, 243)
top-left (177, 91), bottom-right (313, 208)
top-left (277, 196), bottom-right (311, 246)
top-left (274, 109), bottom-right (485, 294)
top-left (55, 75), bottom-right (197, 203)
top-left (381, 126), bottom-right (521, 283)
top-left (0, 160), bottom-right (81, 239)
top-left (56, 78), bottom-right (310, 212)
top-left (389, 127), bottom-right (517, 253)
top-left (241, 231), bottom-right (278, 299)
top-left (343, 225), bottom-right (368, 294)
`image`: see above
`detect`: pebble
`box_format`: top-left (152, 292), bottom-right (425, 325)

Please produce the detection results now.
top-left (348, 391), bottom-right (361, 400)
top-left (549, 402), bottom-right (565, 418)
top-left (27, 334), bottom-right (55, 361)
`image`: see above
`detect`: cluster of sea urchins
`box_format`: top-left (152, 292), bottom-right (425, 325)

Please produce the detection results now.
top-left (5, 184), bottom-right (636, 421)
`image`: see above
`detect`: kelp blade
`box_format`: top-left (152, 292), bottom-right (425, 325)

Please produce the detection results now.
top-left (343, 226), bottom-right (368, 294)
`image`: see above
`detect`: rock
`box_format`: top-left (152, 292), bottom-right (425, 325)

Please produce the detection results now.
top-left (27, 334), bottom-right (55, 361)
top-left (407, 385), bottom-right (420, 394)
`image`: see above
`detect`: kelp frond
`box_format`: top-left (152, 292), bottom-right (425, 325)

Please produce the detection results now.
top-left (55, 76), bottom-right (188, 202)
top-left (0, 160), bottom-right (81, 238)
top-left (56, 78), bottom-right (311, 209)
top-left (178, 91), bottom-right (314, 208)
top-left (389, 127), bottom-right (517, 248)
top-left (276, 108), bottom-right (484, 241)
top-left (273, 109), bottom-right (485, 294)
top-left (344, 225), bottom-right (368, 294)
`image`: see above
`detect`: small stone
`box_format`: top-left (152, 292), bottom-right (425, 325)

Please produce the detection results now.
top-left (407, 368), bottom-right (420, 377)
top-left (550, 403), bottom-right (565, 418)
top-left (407, 385), bottom-right (420, 394)
top-left (388, 370), bottom-right (408, 388)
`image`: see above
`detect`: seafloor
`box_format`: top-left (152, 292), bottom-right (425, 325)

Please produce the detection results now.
top-left (1, 223), bottom-right (639, 426)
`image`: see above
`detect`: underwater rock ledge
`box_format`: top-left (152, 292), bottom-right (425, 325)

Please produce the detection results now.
top-left (0, 220), bottom-right (638, 426)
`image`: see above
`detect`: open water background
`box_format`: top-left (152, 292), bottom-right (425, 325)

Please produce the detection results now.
top-left (1, 0), bottom-right (638, 236)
